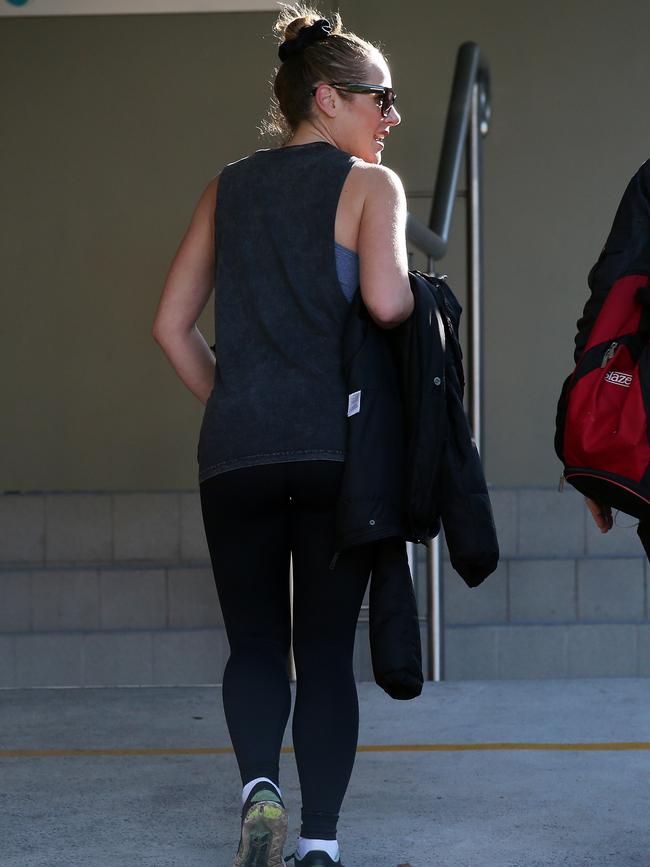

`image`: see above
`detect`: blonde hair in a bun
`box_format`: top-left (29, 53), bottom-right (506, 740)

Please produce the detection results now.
top-left (260, 3), bottom-right (382, 143)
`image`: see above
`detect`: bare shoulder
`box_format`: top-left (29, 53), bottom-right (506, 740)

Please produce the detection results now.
top-left (202, 173), bottom-right (220, 211)
top-left (350, 161), bottom-right (405, 200)
top-left (337, 162), bottom-right (406, 251)
top-left (191, 173), bottom-right (220, 233)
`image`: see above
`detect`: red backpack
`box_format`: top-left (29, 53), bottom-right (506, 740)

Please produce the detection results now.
top-left (555, 272), bottom-right (650, 520)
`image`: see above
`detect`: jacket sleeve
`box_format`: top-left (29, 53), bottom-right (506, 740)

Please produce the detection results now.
top-left (574, 161), bottom-right (650, 363)
top-left (368, 537), bottom-right (423, 700)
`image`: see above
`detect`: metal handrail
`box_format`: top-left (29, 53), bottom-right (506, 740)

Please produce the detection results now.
top-left (405, 41), bottom-right (491, 684)
top-left (406, 41), bottom-right (491, 261)
top-left (429, 42), bottom-right (491, 253)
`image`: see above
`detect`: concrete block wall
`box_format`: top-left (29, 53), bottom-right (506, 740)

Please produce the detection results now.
top-left (0, 491), bottom-right (374, 687)
top-left (1, 487), bottom-right (648, 687)
top-left (426, 486), bottom-right (650, 680)
top-left (0, 491), bottom-right (228, 687)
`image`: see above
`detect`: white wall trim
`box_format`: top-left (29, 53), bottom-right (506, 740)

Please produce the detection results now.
top-left (0, 0), bottom-right (280, 16)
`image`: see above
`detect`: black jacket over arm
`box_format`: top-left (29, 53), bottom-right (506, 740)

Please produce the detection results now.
top-left (334, 271), bottom-right (499, 699)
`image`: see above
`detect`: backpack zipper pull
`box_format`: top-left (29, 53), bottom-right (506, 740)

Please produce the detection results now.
top-left (601, 341), bottom-right (619, 367)
top-left (558, 474), bottom-right (565, 492)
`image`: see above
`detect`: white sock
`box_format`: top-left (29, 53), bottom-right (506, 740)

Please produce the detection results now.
top-left (242, 776), bottom-right (282, 805)
top-left (297, 837), bottom-right (340, 861)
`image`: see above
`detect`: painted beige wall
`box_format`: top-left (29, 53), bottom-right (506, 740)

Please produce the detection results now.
top-left (2, 3), bottom-right (650, 491)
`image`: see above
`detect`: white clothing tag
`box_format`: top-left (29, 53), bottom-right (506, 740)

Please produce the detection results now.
top-left (347, 390), bottom-right (361, 417)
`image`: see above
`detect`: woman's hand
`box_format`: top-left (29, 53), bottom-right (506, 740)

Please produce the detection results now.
top-left (585, 497), bottom-right (613, 533)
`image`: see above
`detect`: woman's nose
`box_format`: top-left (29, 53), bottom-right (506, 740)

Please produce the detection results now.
top-left (387, 105), bottom-right (401, 126)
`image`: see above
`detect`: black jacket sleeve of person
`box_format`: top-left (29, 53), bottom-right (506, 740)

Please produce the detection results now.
top-left (555, 164), bottom-right (650, 464)
top-left (369, 537), bottom-right (423, 700)
top-left (574, 160), bottom-right (650, 364)
top-left (564, 160), bottom-right (650, 554)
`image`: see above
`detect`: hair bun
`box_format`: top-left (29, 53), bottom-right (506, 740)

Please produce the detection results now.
top-left (278, 17), bottom-right (333, 62)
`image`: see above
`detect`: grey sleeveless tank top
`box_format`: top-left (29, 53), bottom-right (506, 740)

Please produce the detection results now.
top-left (197, 141), bottom-right (359, 484)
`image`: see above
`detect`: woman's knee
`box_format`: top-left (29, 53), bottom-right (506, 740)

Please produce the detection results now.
top-left (227, 633), bottom-right (291, 663)
top-left (292, 639), bottom-right (355, 680)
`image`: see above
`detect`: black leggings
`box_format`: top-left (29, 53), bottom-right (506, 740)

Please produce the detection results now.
top-left (199, 460), bottom-right (373, 840)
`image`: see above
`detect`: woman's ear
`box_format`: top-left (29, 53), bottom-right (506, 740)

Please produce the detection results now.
top-left (313, 83), bottom-right (338, 118)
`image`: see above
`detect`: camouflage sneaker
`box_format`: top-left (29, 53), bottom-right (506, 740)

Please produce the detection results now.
top-left (233, 782), bottom-right (288, 867)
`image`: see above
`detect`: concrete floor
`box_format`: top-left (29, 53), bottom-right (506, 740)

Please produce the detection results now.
top-left (1, 679), bottom-right (650, 867)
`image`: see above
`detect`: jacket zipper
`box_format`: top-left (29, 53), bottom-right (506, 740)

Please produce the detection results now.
top-left (600, 341), bottom-right (619, 367)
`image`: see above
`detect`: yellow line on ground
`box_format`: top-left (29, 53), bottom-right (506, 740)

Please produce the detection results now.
top-left (356, 742), bottom-right (650, 752)
top-left (1, 742), bottom-right (650, 759)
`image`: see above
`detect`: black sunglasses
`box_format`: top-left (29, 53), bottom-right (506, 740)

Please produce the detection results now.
top-left (310, 81), bottom-right (397, 118)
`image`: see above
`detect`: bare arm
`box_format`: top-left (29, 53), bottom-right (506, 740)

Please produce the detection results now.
top-left (357, 165), bottom-right (414, 328)
top-left (585, 497), bottom-right (613, 533)
top-left (152, 176), bottom-right (219, 405)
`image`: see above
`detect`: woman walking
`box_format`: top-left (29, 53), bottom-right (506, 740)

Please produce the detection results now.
top-left (152, 6), bottom-right (412, 865)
